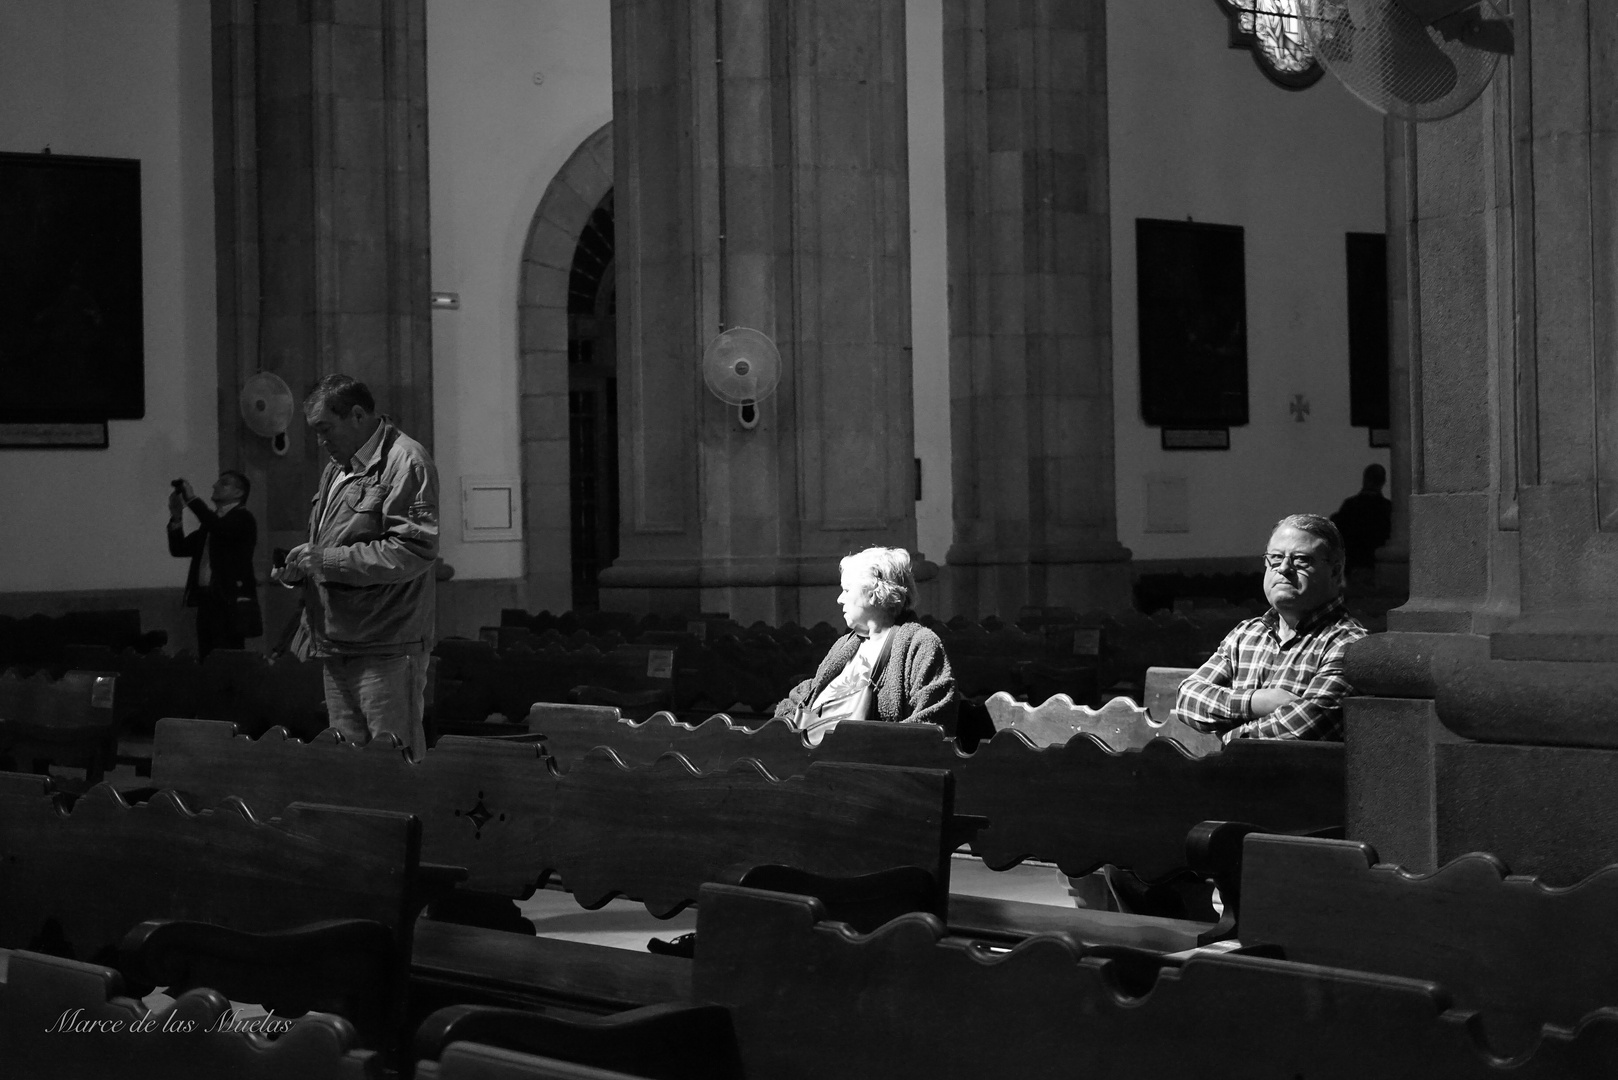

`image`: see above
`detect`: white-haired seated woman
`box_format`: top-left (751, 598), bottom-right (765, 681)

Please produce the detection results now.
top-left (773, 547), bottom-right (956, 744)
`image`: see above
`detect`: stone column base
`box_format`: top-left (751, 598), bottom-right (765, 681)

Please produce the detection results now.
top-left (1346, 631), bottom-right (1618, 884)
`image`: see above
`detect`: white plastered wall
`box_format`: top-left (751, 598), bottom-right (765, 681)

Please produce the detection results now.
top-left (426, 0), bottom-right (612, 585)
top-left (1108, 0), bottom-right (1388, 563)
top-left (0, 0), bottom-right (215, 594)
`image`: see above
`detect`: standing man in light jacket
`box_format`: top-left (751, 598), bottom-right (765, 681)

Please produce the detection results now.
top-left (274, 374), bottom-right (438, 758)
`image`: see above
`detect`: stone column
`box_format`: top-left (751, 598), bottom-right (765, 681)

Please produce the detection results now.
top-left (601, 0), bottom-right (914, 624)
top-left (1375, 118), bottom-right (1413, 595)
top-left (1348, 5), bottom-right (1618, 882)
top-left (213, 0), bottom-right (432, 633)
top-left (940, 0), bottom-right (1130, 620)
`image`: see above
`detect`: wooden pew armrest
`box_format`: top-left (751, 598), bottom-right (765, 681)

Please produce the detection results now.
top-left (415, 862), bottom-right (472, 914)
top-left (946, 894), bottom-right (1211, 953)
top-left (412, 920), bottom-right (694, 1014)
top-left (413, 1001), bottom-right (742, 1079)
top-left (729, 864), bottom-right (942, 931)
top-left (118, 917), bottom-right (397, 1046)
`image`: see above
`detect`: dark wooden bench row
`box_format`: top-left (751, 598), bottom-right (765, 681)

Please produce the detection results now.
top-left (0, 668), bottom-right (120, 786)
top-left (414, 836), bottom-right (1618, 1079)
top-left (526, 704), bottom-right (1342, 882)
top-left (151, 719), bottom-right (955, 911)
top-left (10, 744), bottom-right (1618, 1078)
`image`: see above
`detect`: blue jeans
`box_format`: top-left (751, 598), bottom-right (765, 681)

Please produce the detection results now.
top-left (322, 646), bottom-right (427, 758)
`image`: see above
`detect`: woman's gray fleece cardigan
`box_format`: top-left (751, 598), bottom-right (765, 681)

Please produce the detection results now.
top-left (774, 614), bottom-right (958, 728)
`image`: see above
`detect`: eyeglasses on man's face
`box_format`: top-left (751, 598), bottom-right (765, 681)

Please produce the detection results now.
top-left (1263, 551), bottom-right (1321, 572)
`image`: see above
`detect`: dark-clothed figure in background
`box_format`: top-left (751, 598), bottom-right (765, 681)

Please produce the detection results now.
top-left (1175, 514), bottom-right (1367, 742)
top-left (167, 471), bottom-right (259, 657)
top-left (273, 374), bottom-right (438, 759)
top-left (1331, 463), bottom-right (1392, 591)
top-left (774, 546), bottom-right (956, 744)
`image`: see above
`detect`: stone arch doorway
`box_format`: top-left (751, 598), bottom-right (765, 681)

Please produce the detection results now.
top-left (565, 193), bottom-right (617, 610)
top-left (517, 123), bottom-right (615, 612)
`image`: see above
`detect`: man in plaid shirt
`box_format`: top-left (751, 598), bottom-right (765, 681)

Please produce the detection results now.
top-left (1175, 514), bottom-right (1367, 741)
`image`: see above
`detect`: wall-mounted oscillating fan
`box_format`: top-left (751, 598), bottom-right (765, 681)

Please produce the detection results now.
top-left (239, 371), bottom-right (295, 455)
top-left (1298, 0), bottom-right (1513, 122)
top-left (702, 327), bottom-right (782, 429)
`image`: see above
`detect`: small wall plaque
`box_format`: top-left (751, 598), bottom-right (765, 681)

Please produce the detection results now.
top-left (1161, 428), bottom-right (1230, 451)
top-left (461, 476), bottom-right (521, 542)
top-left (0, 422), bottom-right (109, 449)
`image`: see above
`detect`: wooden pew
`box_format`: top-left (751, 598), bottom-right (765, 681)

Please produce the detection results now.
top-left (1142, 664), bottom-right (1197, 722)
top-left (686, 883), bottom-right (1618, 1079)
top-left (983, 689), bottom-right (1219, 753)
top-left (527, 705), bottom-right (1342, 883)
top-left (152, 719), bottom-right (954, 914)
top-left (0, 948), bottom-right (379, 1080)
top-left (419, 1045), bottom-right (658, 1080)
top-left (1238, 832), bottom-right (1618, 1059)
top-left (150, 719), bottom-right (957, 1013)
top-left (412, 1001), bottom-right (739, 1080)
top-left (0, 669), bottom-right (120, 786)
top-left (0, 771), bottom-right (453, 1048)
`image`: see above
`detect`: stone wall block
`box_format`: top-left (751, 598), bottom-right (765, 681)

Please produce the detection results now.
top-left (256, 23), bottom-right (314, 98)
top-left (1408, 493), bottom-right (1492, 603)
top-left (331, 165), bottom-right (383, 236)
top-left (328, 24), bottom-right (384, 99)
top-left (1416, 215), bottom-right (1493, 493)
top-left (525, 220), bottom-right (583, 272)
top-left (520, 393), bottom-right (570, 441)
top-left (332, 0), bottom-right (381, 27)
top-left (336, 238), bottom-right (388, 313)
top-left (258, 103), bottom-right (316, 170)
top-left (333, 312), bottom-right (389, 375)
top-left (333, 97), bottom-right (386, 171)
top-left (520, 264), bottom-right (571, 310)
top-left (811, 169), bottom-right (877, 258)
top-left (520, 306), bottom-right (569, 355)
top-left (816, 258), bottom-right (877, 344)
top-left (804, 1), bottom-right (880, 82)
top-left (518, 348), bottom-right (568, 397)
top-left (540, 182), bottom-right (596, 247)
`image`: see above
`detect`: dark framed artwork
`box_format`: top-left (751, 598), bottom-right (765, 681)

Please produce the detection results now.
top-left (1346, 231), bottom-right (1390, 432)
top-left (1136, 218), bottom-right (1249, 436)
top-left (0, 151), bottom-right (144, 424)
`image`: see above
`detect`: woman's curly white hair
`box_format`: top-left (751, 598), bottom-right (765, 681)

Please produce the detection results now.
top-left (841, 547), bottom-right (917, 616)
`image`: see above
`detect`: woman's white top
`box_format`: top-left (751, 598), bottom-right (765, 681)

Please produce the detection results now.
top-left (801, 627), bottom-right (892, 744)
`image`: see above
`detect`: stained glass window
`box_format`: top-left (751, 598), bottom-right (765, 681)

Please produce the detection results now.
top-left (1214, 0), bottom-right (1326, 90)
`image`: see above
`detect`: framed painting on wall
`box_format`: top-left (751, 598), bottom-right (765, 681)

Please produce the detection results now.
top-left (1136, 218), bottom-right (1249, 436)
top-left (0, 151), bottom-right (144, 425)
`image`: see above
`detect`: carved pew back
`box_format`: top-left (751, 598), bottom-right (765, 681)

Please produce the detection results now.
top-left (0, 669), bottom-right (120, 784)
top-left (528, 705), bottom-right (1343, 881)
top-left (0, 772), bottom-right (422, 962)
top-left (0, 948), bottom-right (380, 1080)
top-left (690, 883), bottom-right (1618, 1080)
top-left (1239, 833), bottom-right (1618, 1058)
top-left (0, 770), bottom-right (430, 1048)
top-left (1143, 665), bottom-right (1197, 722)
top-left (152, 719), bottom-right (956, 912)
top-left (983, 690), bottom-right (1220, 754)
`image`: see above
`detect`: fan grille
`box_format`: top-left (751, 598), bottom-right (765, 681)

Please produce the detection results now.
top-left (702, 327), bottom-right (782, 407)
top-left (1300, 0), bottom-right (1501, 122)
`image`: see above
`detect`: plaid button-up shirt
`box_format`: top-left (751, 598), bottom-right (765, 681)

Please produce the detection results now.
top-left (1174, 597), bottom-right (1367, 742)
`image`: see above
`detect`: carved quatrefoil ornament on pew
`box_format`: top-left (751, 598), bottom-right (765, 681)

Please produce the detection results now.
top-left (455, 790), bottom-right (506, 840)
